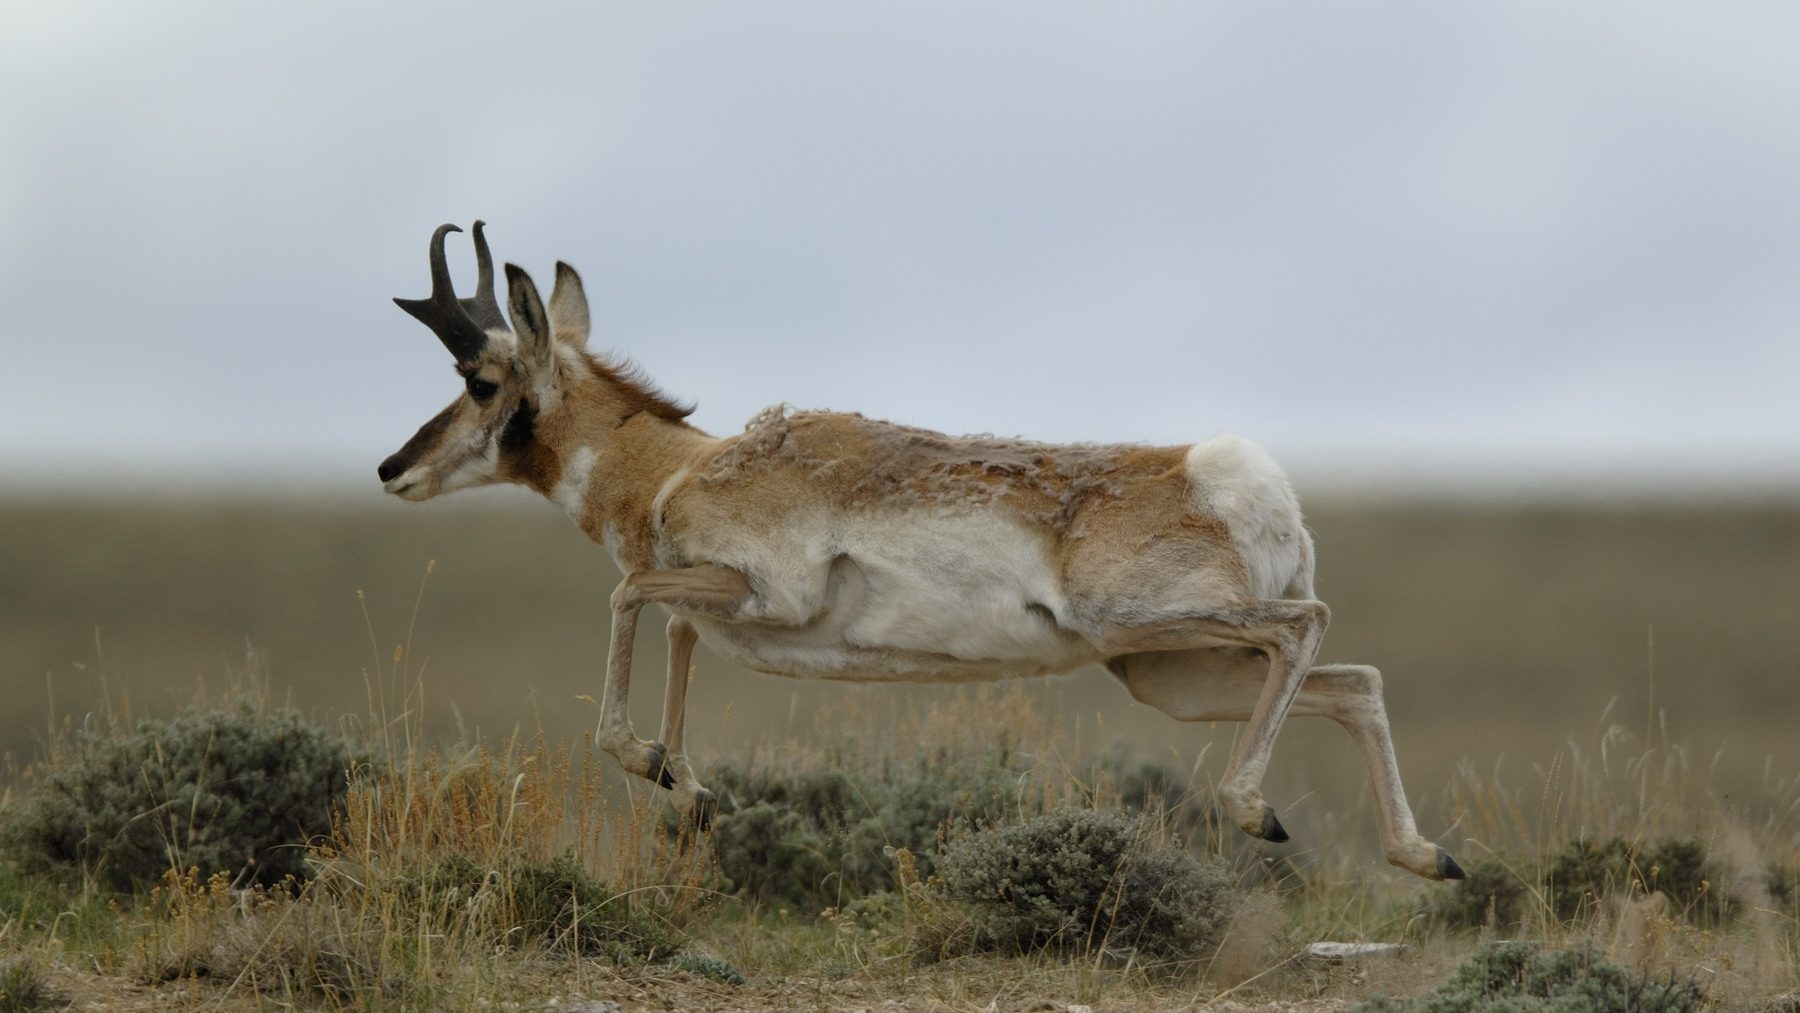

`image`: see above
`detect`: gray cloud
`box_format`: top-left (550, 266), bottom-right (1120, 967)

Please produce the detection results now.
top-left (3, 2), bottom-right (1797, 493)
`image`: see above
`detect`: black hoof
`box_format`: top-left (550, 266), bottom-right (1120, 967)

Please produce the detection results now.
top-left (691, 787), bottom-right (717, 833)
top-left (1258, 806), bottom-right (1290, 844)
top-left (646, 742), bottom-right (676, 790)
top-left (1436, 848), bottom-right (1465, 880)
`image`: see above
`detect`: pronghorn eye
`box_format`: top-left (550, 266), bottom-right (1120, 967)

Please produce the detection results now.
top-left (467, 378), bottom-right (499, 402)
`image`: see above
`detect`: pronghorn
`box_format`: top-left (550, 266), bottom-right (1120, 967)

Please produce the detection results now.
top-left (377, 222), bottom-right (1465, 881)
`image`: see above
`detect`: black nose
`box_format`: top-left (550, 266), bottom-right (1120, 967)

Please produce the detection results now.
top-left (377, 455), bottom-right (405, 483)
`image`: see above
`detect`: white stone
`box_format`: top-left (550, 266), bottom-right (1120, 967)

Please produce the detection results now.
top-left (1305, 941), bottom-right (1405, 961)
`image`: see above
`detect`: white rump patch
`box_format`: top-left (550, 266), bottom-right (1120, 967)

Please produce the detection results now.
top-left (1186, 435), bottom-right (1310, 599)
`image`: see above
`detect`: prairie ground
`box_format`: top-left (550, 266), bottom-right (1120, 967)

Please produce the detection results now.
top-left (1, 492), bottom-right (1796, 1009)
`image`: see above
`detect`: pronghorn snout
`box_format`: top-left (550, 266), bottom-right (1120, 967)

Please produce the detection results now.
top-left (377, 454), bottom-right (407, 484)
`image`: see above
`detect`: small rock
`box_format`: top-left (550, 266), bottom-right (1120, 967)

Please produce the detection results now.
top-left (1305, 941), bottom-right (1405, 961)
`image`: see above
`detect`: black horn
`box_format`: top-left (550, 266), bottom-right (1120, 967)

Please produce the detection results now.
top-left (394, 223), bottom-right (492, 364)
top-left (459, 220), bottom-right (508, 332)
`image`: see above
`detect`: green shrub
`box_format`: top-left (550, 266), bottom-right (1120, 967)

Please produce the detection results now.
top-left (929, 808), bottom-right (1235, 961)
top-left (146, 886), bottom-right (395, 1002)
top-left (163, 851), bottom-right (676, 1004)
top-left (1355, 940), bottom-right (1703, 1012)
top-left (414, 852), bottom-right (679, 959)
top-left (669, 953), bottom-right (746, 985)
top-left (3, 703), bottom-right (361, 891)
top-left (707, 799), bottom-right (836, 909)
top-left (511, 853), bottom-right (678, 958)
top-left (1548, 836), bottom-right (1732, 924)
top-left (0, 866), bottom-right (62, 936)
top-left (701, 752), bottom-right (1020, 911)
top-left (1432, 854), bottom-right (1534, 931)
top-left (0, 955), bottom-right (66, 1013)
top-left (1433, 836), bottom-right (1733, 931)
top-left (1768, 859), bottom-right (1800, 919)
top-left (1096, 750), bottom-right (1211, 839)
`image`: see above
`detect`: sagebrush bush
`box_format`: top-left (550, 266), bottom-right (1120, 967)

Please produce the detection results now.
top-left (1434, 835), bottom-right (1733, 930)
top-left (142, 870), bottom-right (394, 1002)
top-left (1355, 940), bottom-right (1703, 1012)
top-left (0, 955), bottom-right (66, 1013)
top-left (669, 953), bottom-right (747, 985)
top-left (1096, 750), bottom-right (1210, 839)
top-left (927, 808), bottom-right (1235, 961)
top-left (409, 851), bottom-right (680, 959)
top-left (1769, 859), bottom-right (1800, 919)
top-left (701, 752), bottom-right (1020, 911)
top-left (1548, 836), bottom-right (1732, 923)
top-left (3, 703), bottom-right (361, 890)
top-left (1432, 854), bottom-right (1534, 931)
top-left (142, 848), bottom-right (679, 1005)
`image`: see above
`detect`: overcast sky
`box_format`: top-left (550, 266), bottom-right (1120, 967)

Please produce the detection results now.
top-left (3, 3), bottom-right (1797, 496)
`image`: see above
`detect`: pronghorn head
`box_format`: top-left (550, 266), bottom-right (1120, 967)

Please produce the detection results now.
top-left (378, 222), bottom-right (590, 501)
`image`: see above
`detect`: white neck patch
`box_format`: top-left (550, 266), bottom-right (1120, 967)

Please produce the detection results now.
top-left (551, 445), bottom-right (597, 522)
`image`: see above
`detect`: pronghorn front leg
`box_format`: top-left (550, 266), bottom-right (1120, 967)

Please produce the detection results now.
top-left (602, 565), bottom-right (751, 794)
top-left (659, 615), bottom-right (716, 828)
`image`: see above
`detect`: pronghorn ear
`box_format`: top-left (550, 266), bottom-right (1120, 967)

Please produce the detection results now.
top-left (549, 262), bottom-right (591, 348)
top-left (503, 264), bottom-right (555, 382)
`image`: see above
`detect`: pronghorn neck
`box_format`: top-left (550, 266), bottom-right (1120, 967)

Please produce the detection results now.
top-left (533, 351), bottom-right (715, 569)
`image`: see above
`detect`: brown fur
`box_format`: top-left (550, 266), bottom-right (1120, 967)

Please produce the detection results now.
top-left (384, 402), bottom-right (457, 476)
top-left (381, 234), bottom-right (1460, 882)
top-left (587, 352), bottom-right (695, 423)
top-left (499, 400), bottom-right (563, 493)
top-left (532, 355), bottom-right (709, 561)
top-left (693, 406), bottom-right (1191, 533)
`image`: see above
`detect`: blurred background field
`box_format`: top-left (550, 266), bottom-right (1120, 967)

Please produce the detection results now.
top-left (6, 489), bottom-right (1796, 872)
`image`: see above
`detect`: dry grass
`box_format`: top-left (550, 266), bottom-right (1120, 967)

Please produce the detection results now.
top-left (1, 666), bottom-right (1797, 1008)
top-left (2, 495), bottom-right (1800, 1008)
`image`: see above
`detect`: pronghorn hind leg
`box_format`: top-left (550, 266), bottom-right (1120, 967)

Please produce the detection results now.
top-left (602, 566), bottom-right (751, 791)
top-left (1304, 664), bottom-right (1463, 880)
top-left (1088, 597), bottom-right (1329, 848)
top-left (660, 615), bottom-right (717, 831)
top-left (1109, 650), bottom-right (1462, 880)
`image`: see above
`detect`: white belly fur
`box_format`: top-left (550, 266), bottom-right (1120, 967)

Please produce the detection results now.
top-left (687, 511), bottom-right (1101, 682)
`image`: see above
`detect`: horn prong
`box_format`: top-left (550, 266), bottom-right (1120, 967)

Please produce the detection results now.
top-left (460, 220), bottom-right (508, 331)
top-left (396, 222), bottom-right (489, 364)
top-left (427, 223), bottom-right (463, 299)
top-left (471, 220), bottom-right (493, 292)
